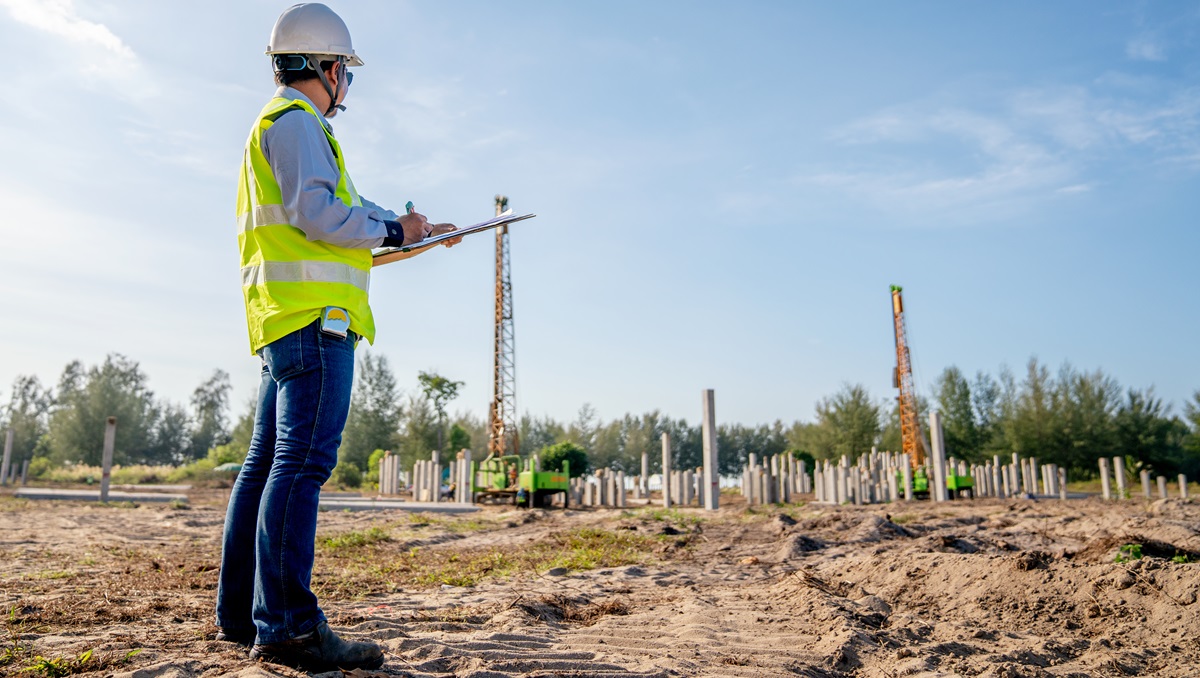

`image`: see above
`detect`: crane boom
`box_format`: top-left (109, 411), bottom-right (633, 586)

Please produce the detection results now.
top-left (891, 285), bottom-right (925, 467)
top-left (488, 195), bottom-right (519, 458)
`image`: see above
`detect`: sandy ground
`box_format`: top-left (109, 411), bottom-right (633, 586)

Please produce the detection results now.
top-left (1, 490), bottom-right (1198, 677)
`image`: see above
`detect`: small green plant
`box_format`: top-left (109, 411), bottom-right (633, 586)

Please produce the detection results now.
top-left (22, 647), bottom-right (140, 677)
top-left (320, 526), bottom-right (390, 550)
top-left (1114, 543), bottom-right (1143, 563)
top-left (1171, 553), bottom-right (1191, 564)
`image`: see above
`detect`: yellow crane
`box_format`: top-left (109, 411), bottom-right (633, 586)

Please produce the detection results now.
top-left (890, 285), bottom-right (926, 468)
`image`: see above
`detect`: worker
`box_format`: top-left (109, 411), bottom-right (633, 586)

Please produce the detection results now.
top-left (215, 4), bottom-right (460, 672)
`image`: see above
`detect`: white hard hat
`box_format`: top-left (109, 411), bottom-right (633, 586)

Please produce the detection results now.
top-left (266, 3), bottom-right (363, 67)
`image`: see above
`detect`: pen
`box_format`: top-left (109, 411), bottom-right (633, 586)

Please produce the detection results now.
top-left (406, 200), bottom-right (433, 241)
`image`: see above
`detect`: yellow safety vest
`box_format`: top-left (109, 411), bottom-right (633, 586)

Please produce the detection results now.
top-left (236, 96), bottom-right (375, 354)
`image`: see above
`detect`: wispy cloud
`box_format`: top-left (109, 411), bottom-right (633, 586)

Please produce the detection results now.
top-left (0, 0), bottom-right (135, 60)
top-left (1126, 36), bottom-right (1166, 62)
top-left (796, 82), bottom-right (1200, 224)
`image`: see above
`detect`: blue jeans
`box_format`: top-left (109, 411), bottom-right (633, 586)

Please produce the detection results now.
top-left (216, 320), bottom-right (356, 644)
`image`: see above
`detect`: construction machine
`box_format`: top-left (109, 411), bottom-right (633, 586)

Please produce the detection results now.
top-left (471, 455), bottom-right (571, 508)
top-left (890, 285), bottom-right (973, 499)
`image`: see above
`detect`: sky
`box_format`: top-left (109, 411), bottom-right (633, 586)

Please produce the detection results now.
top-left (0, 1), bottom-right (1197, 430)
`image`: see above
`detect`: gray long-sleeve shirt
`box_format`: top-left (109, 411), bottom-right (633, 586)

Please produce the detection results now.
top-left (260, 87), bottom-right (395, 249)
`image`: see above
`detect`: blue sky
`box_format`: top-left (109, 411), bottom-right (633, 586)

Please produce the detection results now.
top-left (0, 1), bottom-right (1197, 428)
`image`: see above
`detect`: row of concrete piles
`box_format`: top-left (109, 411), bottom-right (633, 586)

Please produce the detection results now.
top-left (742, 453), bottom-right (811, 505)
top-left (1098, 456), bottom-right (1189, 500)
top-left (376, 450), bottom-right (474, 505)
top-left (1, 429), bottom-right (31, 487)
top-left (570, 468), bottom-right (629, 508)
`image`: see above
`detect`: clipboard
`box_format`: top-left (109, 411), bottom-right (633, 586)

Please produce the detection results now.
top-left (372, 210), bottom-right (536, 267)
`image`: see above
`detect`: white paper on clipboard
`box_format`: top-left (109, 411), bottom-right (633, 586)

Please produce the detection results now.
top-left (371, 210), bottom-right (536, 267)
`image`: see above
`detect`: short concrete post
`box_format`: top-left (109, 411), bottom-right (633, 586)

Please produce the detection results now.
top-left (701, 389), bottom-right (719, 511)
top-left (1011, 454), bottom-right (1022, 497)
top-left (661, 432), bottom-right (672, 508)
top-left (1179, 475), bottom-right (1189, 500)
top-left (902, 454), bottom-right (913, 501)
top-left (0, 428), bottom-right (12, 487)
top-left (432, 451), bottom-right (442, 503)
top-left (100, 417), bottom-right (117, 502)
top-left (20, 459), bottom-right (29, 486)
top-left (1099, 458), bottom-right (1112, 500)
top-left (1058, 467), bottom-right (1067, 501)
top-left (641, 451), bottom-right (650, 502)
top-left (1141, 470), bottom-right (1152, 499)
top-left (929, 412), bottom-right (949, 502)
top-left (1157, 475), bottom-right (1168, 500)
top-left (991, 456), bottom-right (1002, 499)
top-left (1113, 457), bottom-right (1127, 499)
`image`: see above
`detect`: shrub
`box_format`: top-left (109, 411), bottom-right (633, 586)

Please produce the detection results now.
top-left (330, 461), bottom-right (362, 488)
top-left (26, 457), bottom-right (54, 479)
top-left (365, 448), bottom-right (387, 488)
top-left (539, 442), bottom-right (589, 478)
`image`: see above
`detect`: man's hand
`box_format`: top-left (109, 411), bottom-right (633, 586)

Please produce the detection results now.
top-left (398, 212), bottom-right (432, 246)
top-left (431, 223), bottom-right (463, 247)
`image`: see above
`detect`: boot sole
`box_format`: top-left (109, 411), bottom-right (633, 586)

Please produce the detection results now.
top-left (250, 647), bottom-right (384, 672)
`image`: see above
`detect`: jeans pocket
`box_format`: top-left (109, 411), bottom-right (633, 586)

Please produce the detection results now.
top-left (262, 328), bottom-right (305, 380)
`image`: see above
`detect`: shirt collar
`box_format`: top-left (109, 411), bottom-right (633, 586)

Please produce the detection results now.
top-left (274, 86), bottom-right (332, 131)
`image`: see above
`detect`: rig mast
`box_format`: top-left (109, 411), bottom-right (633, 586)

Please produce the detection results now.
top-left (488, 195), bottom-right (519, 457)
top-left (891, 285), bottom-right (926, 467)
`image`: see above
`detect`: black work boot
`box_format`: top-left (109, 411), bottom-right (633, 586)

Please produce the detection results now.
top-left (249, 621), bottom-right (384, 671)
top-left (215, 628), bottom-right (256, 646)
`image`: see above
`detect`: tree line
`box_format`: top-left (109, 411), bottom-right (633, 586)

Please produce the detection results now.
top-left (3, 353), bottom-right (1198, 482)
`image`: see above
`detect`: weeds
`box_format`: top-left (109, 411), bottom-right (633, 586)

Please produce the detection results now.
top-left (320, 527), bottom-right (391, 550)
top-left (22, 648), bottom-right (141, 677)
top-left (316, 526), bottom-right (656, 596)
top-left (1114, 544), bottom-right (1143, 563)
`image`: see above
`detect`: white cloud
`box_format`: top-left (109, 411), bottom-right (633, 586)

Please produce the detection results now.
top-left (797, 82), bottom-right (1200, 224)
top-left (1055, 184), bottom-right (1092, 194)
top-left (1126, 35), bottom-right (1166, 62)
top-left (0, 0), bottom-right (135, 60)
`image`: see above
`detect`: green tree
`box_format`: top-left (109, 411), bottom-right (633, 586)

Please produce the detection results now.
top-left (45, 355), bottom-right (163, 465)
top-left (396, 393), bottom-right (439, 467)
top-left (970, 370), bottom-right (1005, 455)
top-left (188, 369), bottom-right (231, 460)
top-left (341, 353), bottom-right (402, 470)
top-left (228, 397), bottom-right (257, 458)
top-left (815, 384), bottom-right (882, 461)
top-left (448, 423), bottom-right (471, 453)
top-left (417, 370), bottom-right (463, 455)
top-left (1, 375), bottom-right (53, 466)
top-left (1054, 365), bottom-right (1119, 471)
top-left (539, 441), bottom-right (589, 477)
top-left (152, 402), bottom-right (193, 464)
top-left (1114, 388), bottom-right (1185, 476)
top-left (935, 366), bottom-right (979, 461)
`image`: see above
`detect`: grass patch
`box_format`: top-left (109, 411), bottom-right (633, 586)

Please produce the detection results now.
top-left (29, 570), bottom-right (75, 581)
top-left (404, 513), bottom-right (495, 534)
top-left (21, 648), bottom-right (141, 677)
top-left (320, 527), bottom-right (391, 550)
top-left (315, 526), bottom-right (661, 596)
top-left (629, 507), bottom-right (704, 526)
top-left (891, 513), bottom-right (918, 525)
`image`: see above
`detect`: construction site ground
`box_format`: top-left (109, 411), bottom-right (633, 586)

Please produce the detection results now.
top-left (1, 491), bottom-right (1198, 677)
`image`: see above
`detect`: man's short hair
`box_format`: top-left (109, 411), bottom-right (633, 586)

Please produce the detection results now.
top-left (273, 56), bottom-right (339, 87)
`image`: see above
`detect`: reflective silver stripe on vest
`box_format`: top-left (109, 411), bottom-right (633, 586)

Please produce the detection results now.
top-left (237, 204), bottom-right (291, 233)
top-left (241, 261), bottom-right (370, 292)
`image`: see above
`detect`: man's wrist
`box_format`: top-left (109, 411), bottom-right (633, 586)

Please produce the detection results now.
top-left (381, 220), bottom-right (407, 247)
